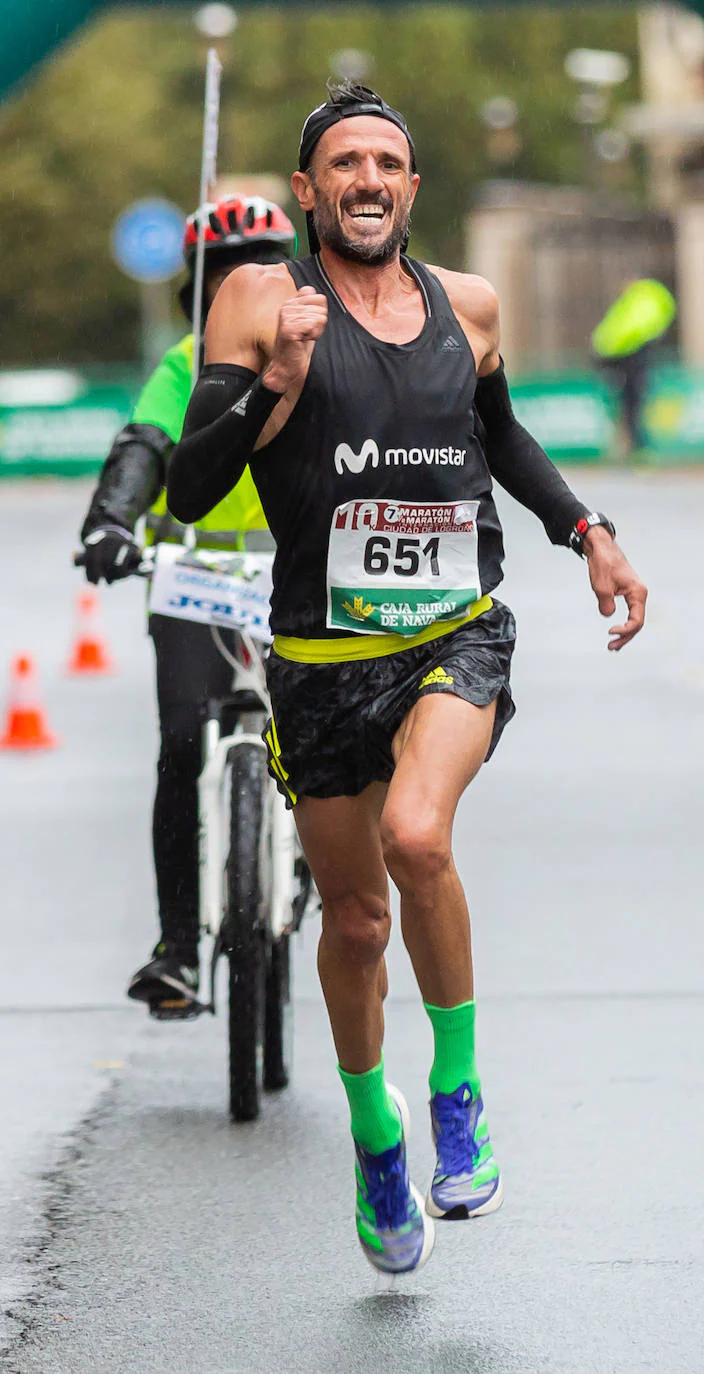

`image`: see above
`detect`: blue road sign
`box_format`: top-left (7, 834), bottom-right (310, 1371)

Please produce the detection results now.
top-left (111, 199), bottom-right (185, 284)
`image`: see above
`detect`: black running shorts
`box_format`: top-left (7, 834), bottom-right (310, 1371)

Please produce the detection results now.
top-left (264, 600), bottom-right (516, 805)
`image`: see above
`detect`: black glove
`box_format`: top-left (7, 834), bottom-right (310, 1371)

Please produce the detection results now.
top-left (82, 525), bottom-right (142, 585)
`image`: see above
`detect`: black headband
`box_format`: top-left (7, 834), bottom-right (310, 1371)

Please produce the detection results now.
top-left (299, 98), bottom-right (417, 175)
top-left (298, 93), bottom-right (417, 254)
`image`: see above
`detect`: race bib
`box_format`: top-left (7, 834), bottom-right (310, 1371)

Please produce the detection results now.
top-left (149, 544), bottom-right (273, 643)
top-left (326, 499), bottom-right (481, 635)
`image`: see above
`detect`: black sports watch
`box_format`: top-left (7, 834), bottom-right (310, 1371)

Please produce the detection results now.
top-left (569, 511), bottom-right (616, 558)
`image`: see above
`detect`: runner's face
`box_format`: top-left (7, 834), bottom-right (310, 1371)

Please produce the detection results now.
top-left (302, 118), bottom-right (419, 265)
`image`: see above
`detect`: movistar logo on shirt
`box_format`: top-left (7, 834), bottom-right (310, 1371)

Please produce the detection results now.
top-left (334, 439), bottom-right (380, 474)
top-left (334, 439), bottom-right (466, 474)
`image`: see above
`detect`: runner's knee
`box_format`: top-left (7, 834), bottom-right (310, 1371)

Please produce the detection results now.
top-left (321, 892), bottom-right (390, 966)
top-left (381, 814), bottom-right (451, 890)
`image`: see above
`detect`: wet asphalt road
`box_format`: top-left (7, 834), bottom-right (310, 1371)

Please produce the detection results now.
top-left (0, 473), bottom-right (703, 1373)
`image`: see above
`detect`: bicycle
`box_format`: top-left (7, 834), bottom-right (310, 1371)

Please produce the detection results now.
top-left (74, 541), bottom-right (313, 1122)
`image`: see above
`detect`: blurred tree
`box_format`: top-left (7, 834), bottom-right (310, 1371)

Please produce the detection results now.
top-left (0, 5), bottom-right (639, 365)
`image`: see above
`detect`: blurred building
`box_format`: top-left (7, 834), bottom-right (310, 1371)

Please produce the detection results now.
top-left (625, 3), bottom-right (704, 208)
top-left (468, 2), bottom-right (704, 370)
top-left (468, 181), bottom-right (675, 373)
top-left (624, 3), bottom-right (704, 366)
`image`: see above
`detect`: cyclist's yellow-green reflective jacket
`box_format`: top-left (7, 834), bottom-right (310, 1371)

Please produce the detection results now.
top-left (132, 333), bottom-right (266, 548)
top-left (591, 279), bottom-right (676, 361)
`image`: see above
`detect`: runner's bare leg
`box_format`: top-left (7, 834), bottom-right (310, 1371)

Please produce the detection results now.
top-left (294, 693), bottom-right (495, 1071)
top-left (383, 692), bottom-right (496, 1007)
top-left (294, 783), bottom-right (391, 1073)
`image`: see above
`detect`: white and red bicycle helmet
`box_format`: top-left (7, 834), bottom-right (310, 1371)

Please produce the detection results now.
top-left (179, 193), bottom-right (296, 321)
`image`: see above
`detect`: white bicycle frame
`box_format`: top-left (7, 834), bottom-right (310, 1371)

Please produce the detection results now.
top-left (139, 545), bottom-right (303, 965)
top-left (197, 628), bottom-right (299, 944)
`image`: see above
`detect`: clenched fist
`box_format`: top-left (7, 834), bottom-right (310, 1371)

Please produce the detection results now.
top-left (263, 286), bottom-right (328, 394)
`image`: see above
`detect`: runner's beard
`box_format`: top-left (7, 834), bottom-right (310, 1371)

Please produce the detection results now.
top-left (313, 192), bottom-right (412, 265)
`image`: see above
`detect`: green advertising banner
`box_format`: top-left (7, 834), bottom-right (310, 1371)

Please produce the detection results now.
top-left (0, 370), bottom-right (136, 478)
top-left (1, 364), bottom-right (703, 478)
top-left (511, 366), bottom-right (704, 462)
top-left (511, 375), bottom-right (616, 461)
top-left (641, 365), bottom-right (704, 459)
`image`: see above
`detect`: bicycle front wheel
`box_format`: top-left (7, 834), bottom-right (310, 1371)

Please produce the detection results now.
top-left (223, 743), bottom-right (266, 1123)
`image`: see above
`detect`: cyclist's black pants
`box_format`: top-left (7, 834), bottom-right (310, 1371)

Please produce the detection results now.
top-left (599, 348), bottom-right (650, 451)
top-left (149, 613), bottom-right (236, 959)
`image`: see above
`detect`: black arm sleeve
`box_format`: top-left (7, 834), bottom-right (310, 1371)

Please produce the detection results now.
top-left (80, 423), bottom-right (171, 540)
top-left (166, 364), bottom-right (283, 525)
top-left (474, 362), bottom-right (589, 547)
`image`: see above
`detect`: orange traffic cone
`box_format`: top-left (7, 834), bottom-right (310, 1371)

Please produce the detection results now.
top-left (0, 655), bottom-right (59, 751)
top-left (66, 589), bottom-right (114, 676)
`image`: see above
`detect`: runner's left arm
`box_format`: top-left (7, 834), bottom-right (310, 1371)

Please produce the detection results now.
top-left (474, 361), bottom-right (647, 648)
top-left (474, 361), bottom-right (590, 546)
top-left (434, 268), bottom-right (591, 545)
top-left (443, 269), bottom-right (647, 649)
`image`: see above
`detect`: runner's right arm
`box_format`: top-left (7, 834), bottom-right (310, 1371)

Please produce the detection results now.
top-left (167, 263), bottom-right (281, 524)
top-left (166, 366), bottom-right (284, 525)
top-left (167, 266), bottom-right (326, 524)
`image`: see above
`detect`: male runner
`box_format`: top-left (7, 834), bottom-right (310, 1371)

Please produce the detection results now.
top-left (166, 83), bottom-right (647, 1272)
top-left (79, 194), bottom-right (296, 1015)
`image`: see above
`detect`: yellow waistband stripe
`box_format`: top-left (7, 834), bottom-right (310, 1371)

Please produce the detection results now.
top-left (272, 596), bottom-right (493, 664)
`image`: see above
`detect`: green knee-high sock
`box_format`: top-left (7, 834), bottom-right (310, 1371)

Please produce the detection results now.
top-left (338, 1059), bottom-right (403, 1154)
top-left (424, 1000), bottom-right (481, 1097)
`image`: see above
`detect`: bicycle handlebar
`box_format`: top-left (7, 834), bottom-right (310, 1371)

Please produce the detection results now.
top-left (72, 546), bottom-right (271, 669)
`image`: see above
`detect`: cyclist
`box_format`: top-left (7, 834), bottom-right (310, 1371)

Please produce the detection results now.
top-left (166, 83), bottom-right (647, 1272)
top-left (79, 193), bottom-right (296, 1017)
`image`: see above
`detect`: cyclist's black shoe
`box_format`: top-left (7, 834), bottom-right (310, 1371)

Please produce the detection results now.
top-left (127, 942), bottom-right (199, 1017)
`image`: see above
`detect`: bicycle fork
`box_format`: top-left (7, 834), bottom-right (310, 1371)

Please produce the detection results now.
top-left (199, 721), bottom-right (300, 1010)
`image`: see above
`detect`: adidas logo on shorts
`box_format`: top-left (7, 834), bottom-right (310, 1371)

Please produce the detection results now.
top-left (419, 666), bottom-right (455, 690)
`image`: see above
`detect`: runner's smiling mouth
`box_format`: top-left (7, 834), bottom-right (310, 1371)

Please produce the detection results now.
top-left (342, 201), bottom-right (389, 227)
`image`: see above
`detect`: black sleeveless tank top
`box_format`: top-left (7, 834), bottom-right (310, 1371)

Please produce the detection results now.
top-left (249, 254), bottom-right (505, 639)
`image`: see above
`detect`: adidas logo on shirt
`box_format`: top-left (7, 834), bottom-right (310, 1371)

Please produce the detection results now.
top-left (441, 336), bottom-right (462, 352)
